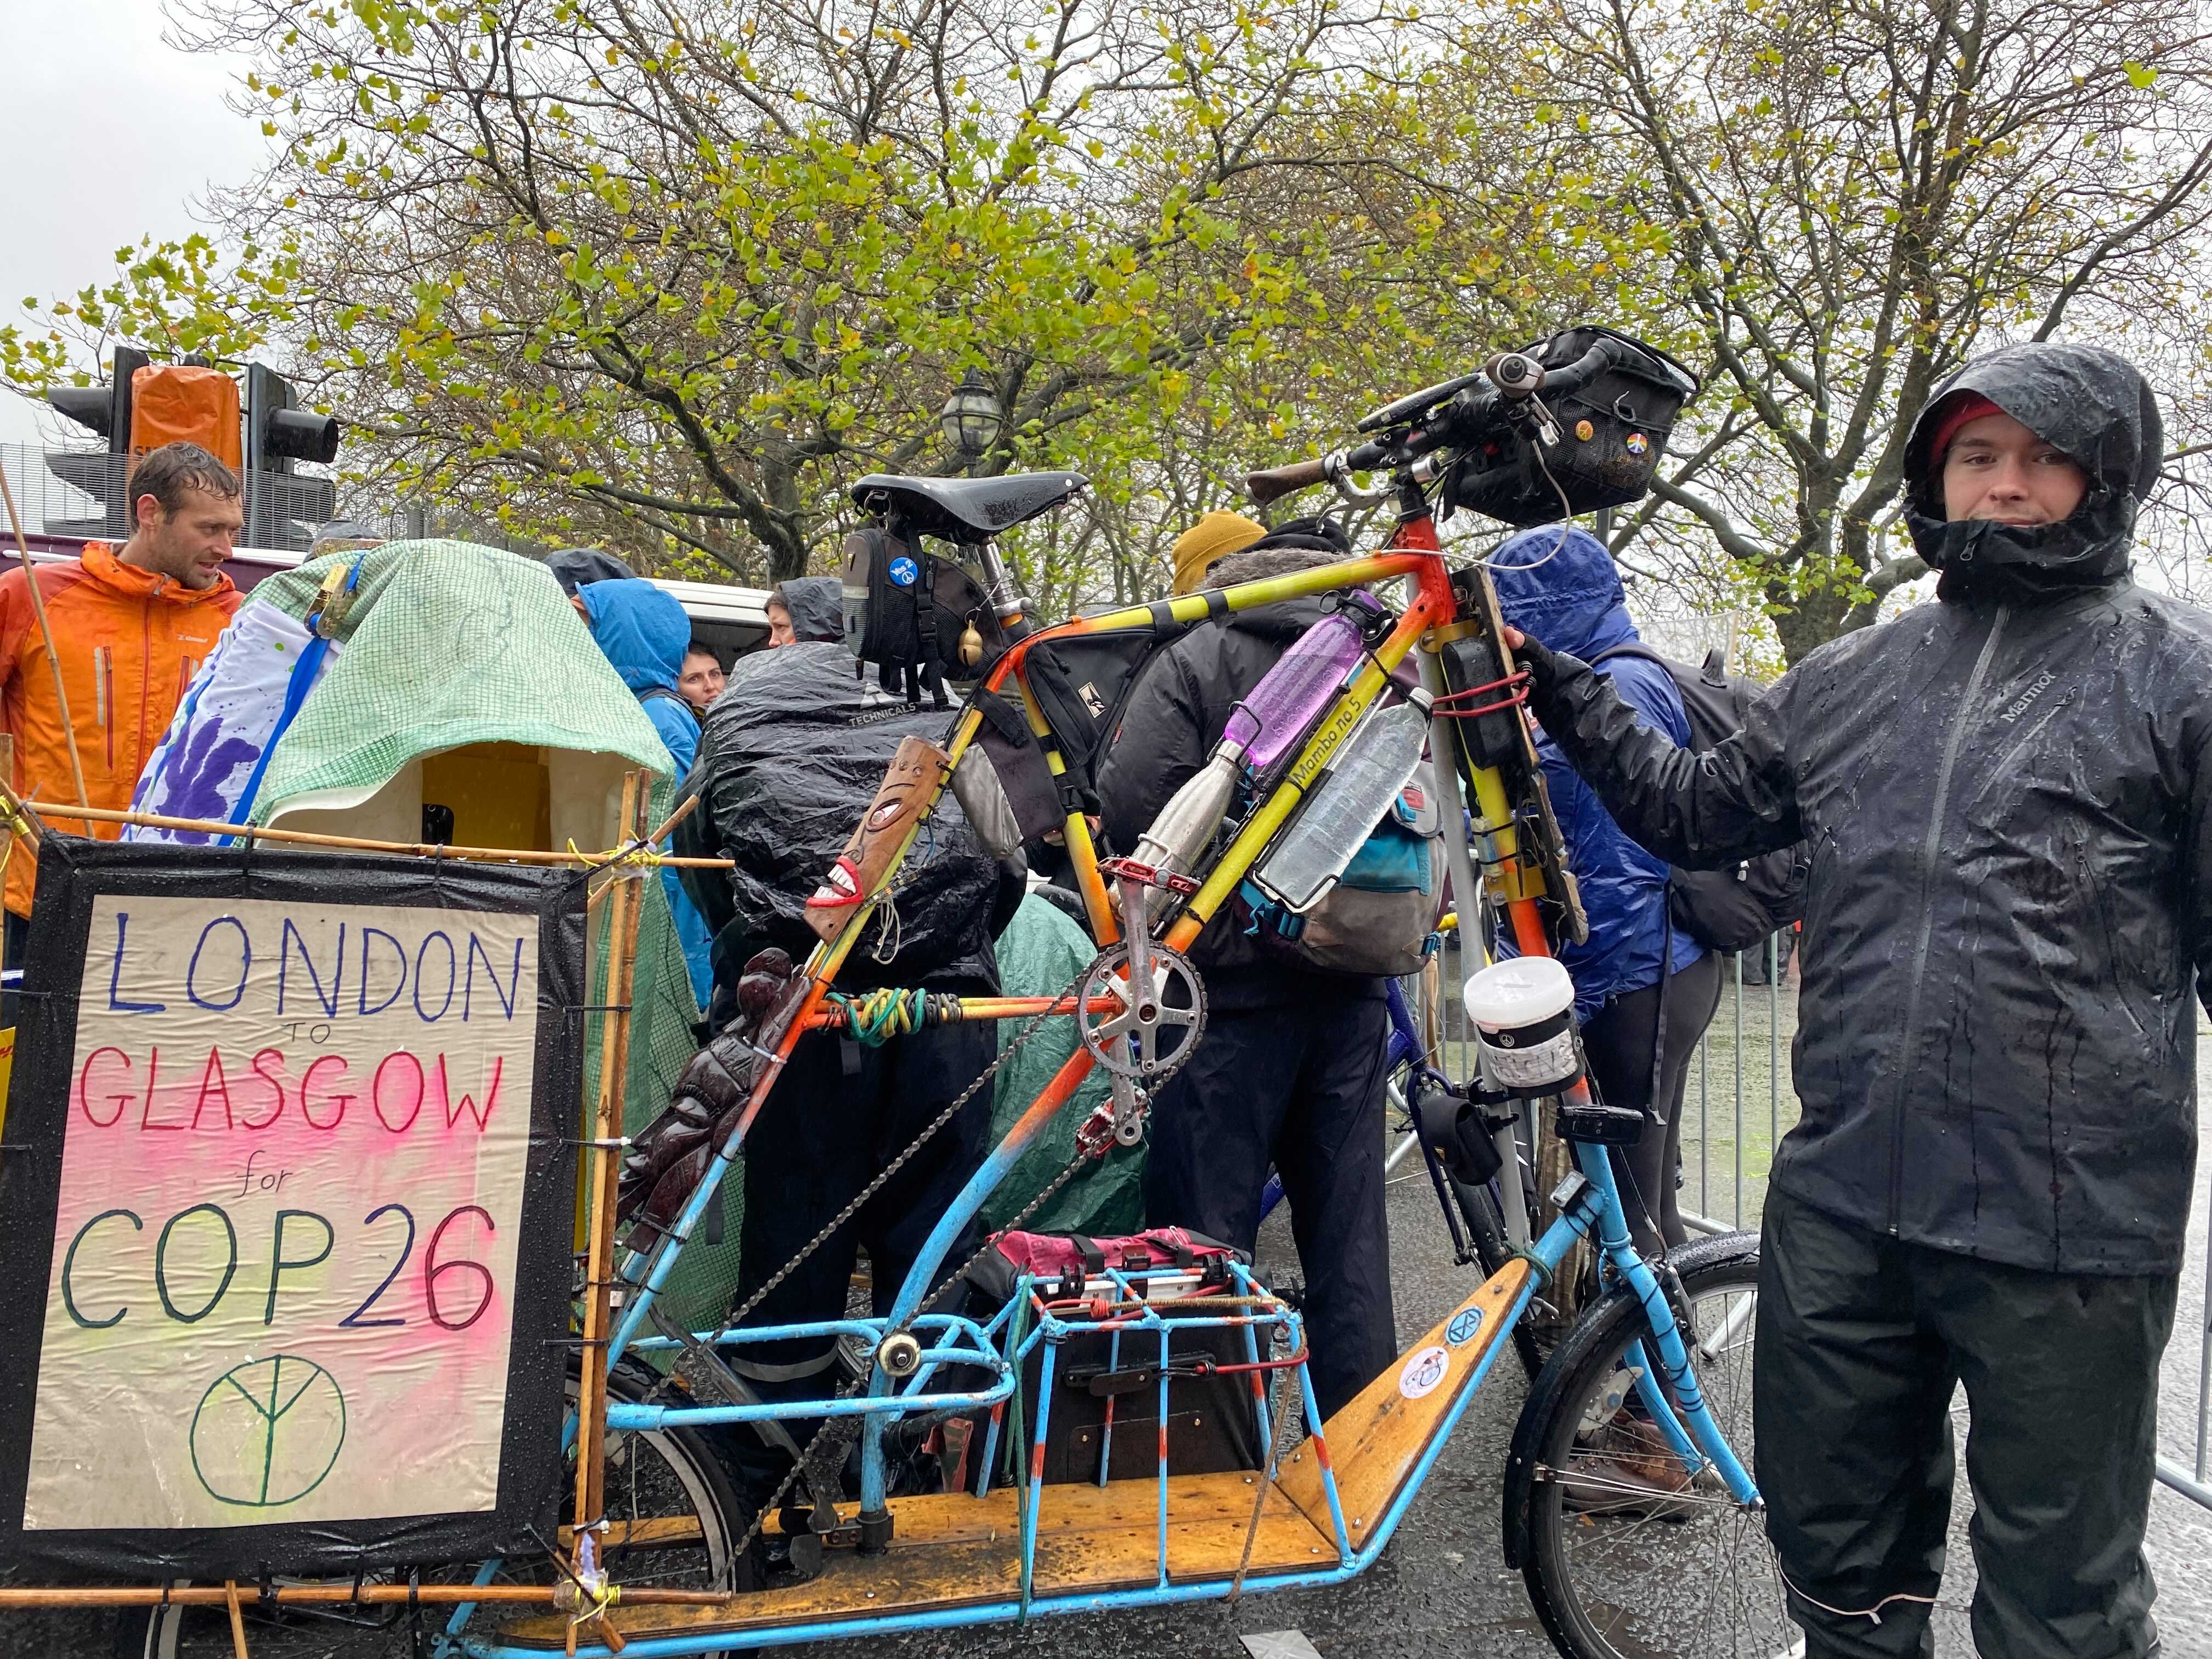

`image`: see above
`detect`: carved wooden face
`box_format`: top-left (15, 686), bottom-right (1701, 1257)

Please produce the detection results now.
top-left (863, 743), bottom-right (936, 833)
top-left (806, 736), bottom-right (951, 939)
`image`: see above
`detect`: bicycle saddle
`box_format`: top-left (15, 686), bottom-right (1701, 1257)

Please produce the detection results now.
top-left (849, 470), bottom-right (1086, 543)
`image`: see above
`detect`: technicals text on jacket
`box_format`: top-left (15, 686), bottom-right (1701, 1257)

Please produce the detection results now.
top-left (1516, 343), bottom-right (2210, 1276)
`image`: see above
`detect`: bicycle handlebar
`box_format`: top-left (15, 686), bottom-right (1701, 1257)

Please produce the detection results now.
top-left (1244, 456), bottom-right (1330, 506)
top-left (1241, 332), bottom-right (1639, 508)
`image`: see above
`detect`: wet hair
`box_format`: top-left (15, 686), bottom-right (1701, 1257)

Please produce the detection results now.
top-left (132, 443), bottom-right (241, 517)
top-left (685, 640), bottom-right (720, 664)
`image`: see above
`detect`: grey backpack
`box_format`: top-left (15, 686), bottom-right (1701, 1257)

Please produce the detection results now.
top-left (1234, 763), bottom-right (1444, 978)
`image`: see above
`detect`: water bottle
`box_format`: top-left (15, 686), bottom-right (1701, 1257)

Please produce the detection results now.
top-left (1134, 606), bottom-right (1375, 876)
top-left (1254, 699), bottom-right (1430, 911)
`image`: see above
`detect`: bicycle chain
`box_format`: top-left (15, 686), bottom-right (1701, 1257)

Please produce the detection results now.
top-left (662, 931), bottom-right (1204, 1573)
top-left (640, 958), bottom-right (1112, 1408)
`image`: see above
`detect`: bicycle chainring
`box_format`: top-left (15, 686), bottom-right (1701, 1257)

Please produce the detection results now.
top-left (1076, 941), bottom-right (1207, 1081)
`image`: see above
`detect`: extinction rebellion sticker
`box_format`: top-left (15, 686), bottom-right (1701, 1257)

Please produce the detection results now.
top-left (1397, 1344), bottom-right (1450, 1400)
top-left (1446, 1307), bottom-right (1485, 1346)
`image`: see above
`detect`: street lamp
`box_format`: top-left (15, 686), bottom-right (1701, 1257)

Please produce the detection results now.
top-left (939, 370), bottom-right (1004, 462)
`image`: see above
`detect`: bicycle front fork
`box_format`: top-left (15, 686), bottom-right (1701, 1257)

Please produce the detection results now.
top-left (1545, 1138), bottom-right (1762, 1506)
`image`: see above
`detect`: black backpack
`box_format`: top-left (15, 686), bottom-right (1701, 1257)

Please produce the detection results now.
top-left (1587, 642), bottom-right (1807, 954)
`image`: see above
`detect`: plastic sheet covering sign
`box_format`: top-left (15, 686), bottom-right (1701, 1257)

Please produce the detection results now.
top-left (0, 838), bottom-right (584, 1579)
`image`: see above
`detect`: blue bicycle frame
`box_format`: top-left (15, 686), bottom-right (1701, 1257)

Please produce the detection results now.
top-left (454, 1119), bottom-right (1756, 1659)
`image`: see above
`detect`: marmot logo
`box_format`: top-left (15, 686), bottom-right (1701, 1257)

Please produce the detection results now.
top-left (1999, 671), bottom-right (2059, 724)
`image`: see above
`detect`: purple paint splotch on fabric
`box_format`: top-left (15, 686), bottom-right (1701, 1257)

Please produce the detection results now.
top-left (149, 719), bottom-right (263, 840)
top-left (125, 602), bottom-right (342, 845)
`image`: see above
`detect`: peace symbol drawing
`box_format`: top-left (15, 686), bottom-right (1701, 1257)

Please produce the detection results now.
top-left (189, 1355), bottom-right (347, 1507)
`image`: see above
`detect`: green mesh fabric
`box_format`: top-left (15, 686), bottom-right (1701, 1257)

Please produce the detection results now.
top-left (247, 541), bottom-right (735, 1328)
top-left (980, 894), bottom-right (1143, 1236)
top-left (246, 540), bottom-right (672, 810)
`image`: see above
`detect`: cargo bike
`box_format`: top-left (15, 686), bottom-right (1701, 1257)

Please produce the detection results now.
top-left (33, 328), bottom-right (1786, 1659)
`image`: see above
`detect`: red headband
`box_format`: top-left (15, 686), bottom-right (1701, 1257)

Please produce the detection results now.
top-left (1923, 392), bottom-right (2004, 470)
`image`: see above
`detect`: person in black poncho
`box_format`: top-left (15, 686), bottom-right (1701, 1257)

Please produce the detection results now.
top-left (677, 573), bottom-right (1023, 1566)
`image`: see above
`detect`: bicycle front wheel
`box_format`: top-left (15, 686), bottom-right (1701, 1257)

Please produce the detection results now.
top-left (1510, 1234), bottom-right (1793, 1659)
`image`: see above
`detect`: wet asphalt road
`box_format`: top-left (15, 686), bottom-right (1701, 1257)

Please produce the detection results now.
top-left (865, 1075), bottom-right (2212, 1659)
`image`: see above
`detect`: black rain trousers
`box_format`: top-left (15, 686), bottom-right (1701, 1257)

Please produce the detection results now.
top-left (1578, 948), bottom-right (1723, 1254)
top-left (1756, 1187), bottom-right (2177, 1659)
top-left (724, 1016), bottom-right (997, 1513)
top-left (1141, 992), bottom-right (1396, 1421)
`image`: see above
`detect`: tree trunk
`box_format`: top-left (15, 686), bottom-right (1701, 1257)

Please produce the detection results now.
top-left (1769, 585), bottom-right (1857, 666)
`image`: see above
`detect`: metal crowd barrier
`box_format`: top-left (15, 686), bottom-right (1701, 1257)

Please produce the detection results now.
top-left (1424, 924), bottom-right (2212, 1514)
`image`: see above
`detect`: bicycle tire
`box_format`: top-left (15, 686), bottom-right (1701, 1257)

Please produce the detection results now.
top-left (1506, 1232), bottom-right (1791, 1659)
top-left (115, 1362), bottom-right (743, 1659)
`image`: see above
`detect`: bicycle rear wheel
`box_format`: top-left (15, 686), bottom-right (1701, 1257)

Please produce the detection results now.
top-left (1509, 1234), bottom-right (1793, 1659)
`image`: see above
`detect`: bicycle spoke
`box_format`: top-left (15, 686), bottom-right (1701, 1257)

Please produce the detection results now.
top-left (1536, 1263), bottom-right (1787, 1658)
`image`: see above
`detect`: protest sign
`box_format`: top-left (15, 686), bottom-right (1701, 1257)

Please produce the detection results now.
top-left (0, 840), bottom-right (583, 1577)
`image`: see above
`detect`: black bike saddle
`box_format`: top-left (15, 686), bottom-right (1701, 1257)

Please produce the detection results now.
top-left (850, 471), bottom-right (1086, 543)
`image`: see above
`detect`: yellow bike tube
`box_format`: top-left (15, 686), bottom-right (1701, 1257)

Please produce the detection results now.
top-left (1165, 595), bottom-right (1443, 952)
top-left (1011, 671), bottom-right (1121, 945)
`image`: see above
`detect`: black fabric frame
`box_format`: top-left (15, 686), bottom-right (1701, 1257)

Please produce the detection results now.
top-left (0, 837), bottom-right (584, 1580)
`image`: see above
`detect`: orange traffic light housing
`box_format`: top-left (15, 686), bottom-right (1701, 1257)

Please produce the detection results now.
top-left (127, 363), bottom-right (244, 474)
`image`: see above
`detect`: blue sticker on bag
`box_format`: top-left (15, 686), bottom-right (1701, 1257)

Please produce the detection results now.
top-left (1446, 1307), bottom-right (1485, 1346)
top-left (889, 556), bottom-right (919, 588)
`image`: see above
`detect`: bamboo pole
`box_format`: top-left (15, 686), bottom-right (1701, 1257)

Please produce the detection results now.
top-left (222, 1581), bottom-right (250, 1659)
top-left (0, 770), bottom-right (43, 851)
top-left (0, 452), bottom-right (91, 828)
top-left (586, 789), bottom-right (704, 913)
top-left (0, 1584), bottom-right (727, 1610)
top-left (571, 771), bottom-right (650, 1656)
top-left (18, 800), bottom-right (733, 870)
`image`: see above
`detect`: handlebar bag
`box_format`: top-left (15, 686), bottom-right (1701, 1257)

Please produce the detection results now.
top-left (1447, 325), bottom-right (1700, 527)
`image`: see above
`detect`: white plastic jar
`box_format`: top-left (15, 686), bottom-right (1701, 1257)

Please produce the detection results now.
top-left (1464, 956), bottom-right (1581, 1095)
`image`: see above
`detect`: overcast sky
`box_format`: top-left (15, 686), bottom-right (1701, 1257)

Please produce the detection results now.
top-left (0, 2), bottom-right (265, 449)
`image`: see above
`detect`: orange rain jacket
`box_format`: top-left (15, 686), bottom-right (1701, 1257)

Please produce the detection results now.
top-left (0, 542), bottom-right (240, 916)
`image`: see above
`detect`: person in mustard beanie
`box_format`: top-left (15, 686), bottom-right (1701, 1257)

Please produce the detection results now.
top-left (1170, 510), bottom-right (1266, 595)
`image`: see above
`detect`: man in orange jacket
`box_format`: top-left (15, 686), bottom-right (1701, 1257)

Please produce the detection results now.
top-left (0, 442), bottom-right (244, 940)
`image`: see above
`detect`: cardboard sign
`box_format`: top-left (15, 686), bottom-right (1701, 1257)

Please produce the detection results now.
top-left (0, 842), bottom-right (582, 1577)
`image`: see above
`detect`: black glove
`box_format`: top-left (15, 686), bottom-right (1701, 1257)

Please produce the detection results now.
top-left (1507, 629), bottom-right (1564, 692)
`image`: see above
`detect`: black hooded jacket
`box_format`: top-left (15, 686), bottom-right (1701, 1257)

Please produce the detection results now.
top-left (1515, 344), bottom-right (2212, 1274)
top-left (1097, 535), bottom-right (1389, 1005)
top-left (773, 575), bottom-right (845, 644)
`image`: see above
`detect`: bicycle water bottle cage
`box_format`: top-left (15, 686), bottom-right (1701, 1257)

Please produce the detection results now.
top-left (1554, 1097), bottom-right (1647, 1147)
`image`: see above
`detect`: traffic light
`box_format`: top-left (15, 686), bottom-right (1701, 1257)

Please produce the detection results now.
top-left (42, 355), bottom-right (341, 549)
top-left (242, 363), bottom-right (338, 549)
top-left (128, 364), bottom-right (242, 471)
top-left (43, 346), bottom-right (149, 537)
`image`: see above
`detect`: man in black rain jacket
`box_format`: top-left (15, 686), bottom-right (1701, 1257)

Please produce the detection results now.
top-left (1505, 343), bottom-right (2202, 1658)
top-left (1097, 525), bottom-right (1397, 1422)
top-left (679, 573), bottom-right (1023, 1543)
